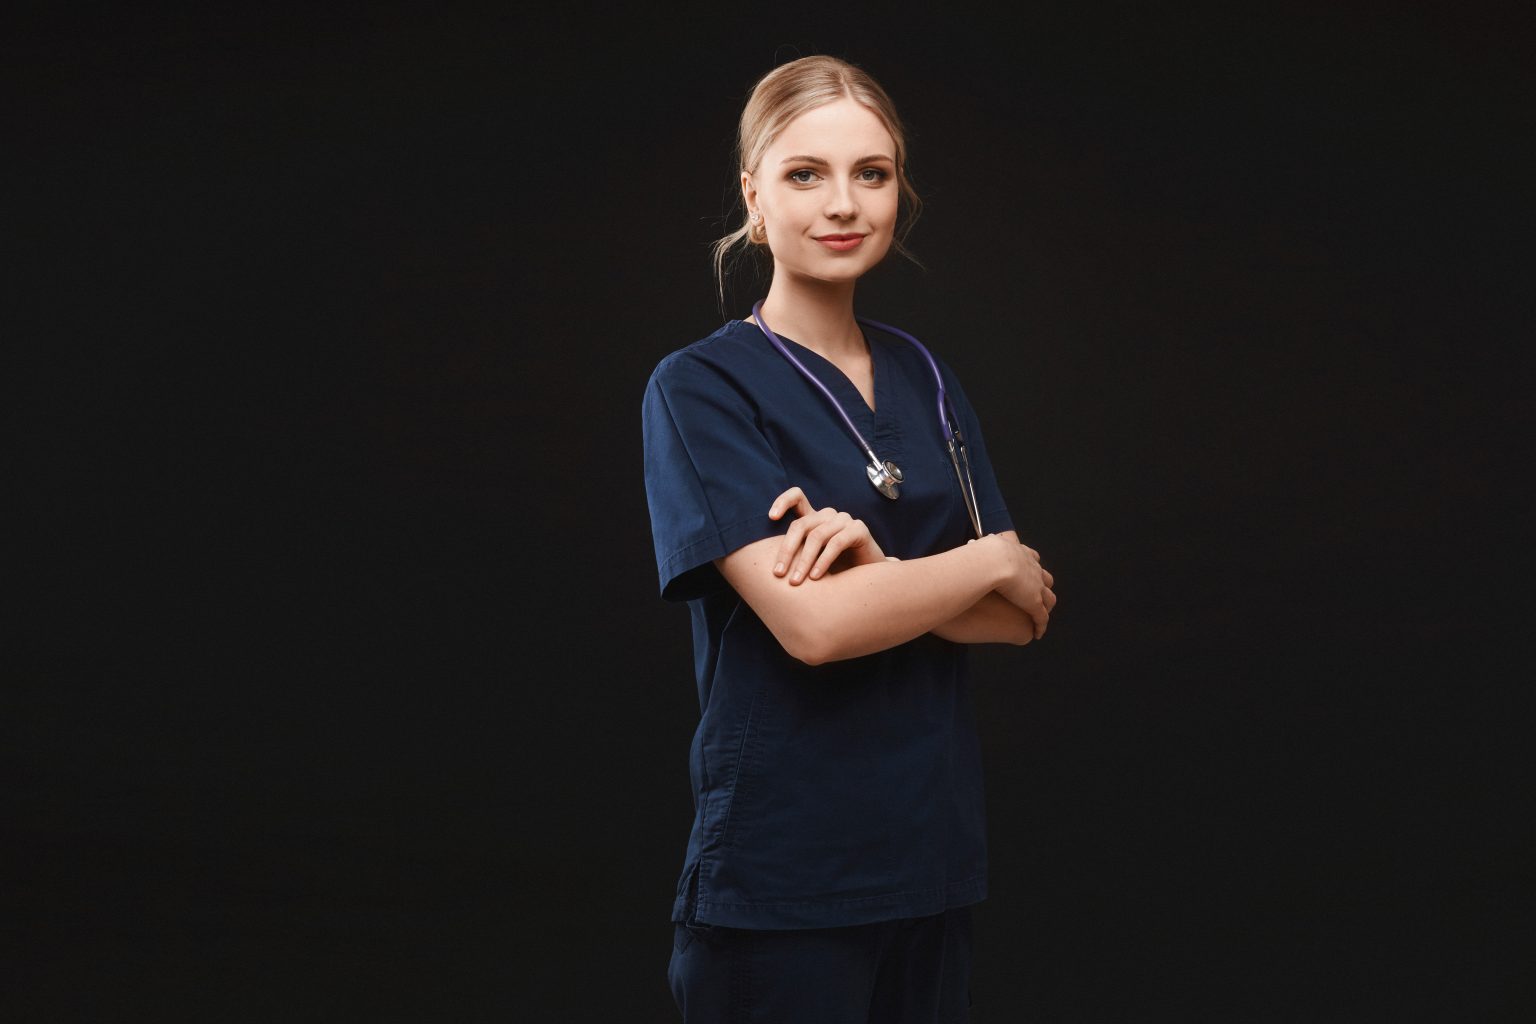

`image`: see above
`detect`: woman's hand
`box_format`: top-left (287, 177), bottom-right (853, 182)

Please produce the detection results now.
top-left (767, 486), bottom-right (888, 585)
top-left (980, 534), bottom-right (1057, 638)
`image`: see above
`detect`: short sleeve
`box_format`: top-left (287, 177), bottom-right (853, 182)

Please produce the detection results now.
top-left (642, 356), bottom-right (794, 602)
top-left (937, 356), bottom-right (1016, 537)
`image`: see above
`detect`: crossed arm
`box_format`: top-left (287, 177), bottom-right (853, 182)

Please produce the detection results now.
top-left (712, 487), bottom-right (1056, 666)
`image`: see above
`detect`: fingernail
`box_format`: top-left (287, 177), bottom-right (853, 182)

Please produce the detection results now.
top-left (791, 569), bottom-right (803, 582)
top-left (773, 562), bottom-right (784, 575)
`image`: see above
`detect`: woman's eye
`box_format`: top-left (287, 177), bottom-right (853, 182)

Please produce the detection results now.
top-left (787, 167), bottom-right (887, 184)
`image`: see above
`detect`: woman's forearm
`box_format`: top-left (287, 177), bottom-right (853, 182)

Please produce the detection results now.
top-left (719, 534), bottom-right (1014, 665)
top-left (930, 591), bottom-right (1036, 646)
top-left (926, 530), bottom-right (1039, 646)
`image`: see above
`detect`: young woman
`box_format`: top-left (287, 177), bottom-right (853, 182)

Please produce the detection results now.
top-left (642, 55), bottom-right (1056, 1023)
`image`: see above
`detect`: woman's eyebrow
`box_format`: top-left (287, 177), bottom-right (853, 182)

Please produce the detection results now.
top-left (778, 154), bottom-right (895, 166)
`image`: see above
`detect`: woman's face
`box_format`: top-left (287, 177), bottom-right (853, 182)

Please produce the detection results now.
top-left (743, 97), bottom-right (900, 285)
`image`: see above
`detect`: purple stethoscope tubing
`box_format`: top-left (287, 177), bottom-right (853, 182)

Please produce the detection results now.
top-left (751, 299), bottom-right (953, 452)
top-left (749, 299), bottom-right (984, 537)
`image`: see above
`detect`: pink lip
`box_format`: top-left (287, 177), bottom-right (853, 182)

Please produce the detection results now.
top-left (815, 234), bottom-right (865, 252)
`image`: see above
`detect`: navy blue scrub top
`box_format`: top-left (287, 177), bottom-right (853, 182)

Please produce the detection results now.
top-left (641, 317), bottom-right (1014, 930)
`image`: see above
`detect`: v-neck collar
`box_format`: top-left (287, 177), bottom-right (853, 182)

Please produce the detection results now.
top-left (740, 319), bottom-right (883, 419)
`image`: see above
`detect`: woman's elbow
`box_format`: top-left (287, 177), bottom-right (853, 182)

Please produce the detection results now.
top-left (790, 646), bottom-right (829, 667)
top-left (782, 628), bottom-right (835, 666)
top-left (771, 616), bottom-right (839, 666)
top-left (750, 584), bottom-right (848, 665)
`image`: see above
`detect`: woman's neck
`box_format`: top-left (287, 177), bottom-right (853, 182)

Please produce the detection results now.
top-left (750, 275), bottom-right (866, 361)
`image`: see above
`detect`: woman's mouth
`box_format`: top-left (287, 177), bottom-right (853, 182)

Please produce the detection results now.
top-left (814, 234), bottom-right (865, 252)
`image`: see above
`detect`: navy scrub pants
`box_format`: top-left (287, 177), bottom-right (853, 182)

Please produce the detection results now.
top-left (666, 905), bottom-right (974, 1023)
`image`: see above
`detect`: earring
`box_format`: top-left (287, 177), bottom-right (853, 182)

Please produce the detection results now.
top-left (750, 210), bottom-right (761, 222)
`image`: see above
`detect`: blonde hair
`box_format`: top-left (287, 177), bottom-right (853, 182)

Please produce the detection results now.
top-left (711, 55), bottom-right (925, 314)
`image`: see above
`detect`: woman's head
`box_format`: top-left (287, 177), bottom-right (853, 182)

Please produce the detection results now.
top-left (712, 56), bottom-right (923, 311)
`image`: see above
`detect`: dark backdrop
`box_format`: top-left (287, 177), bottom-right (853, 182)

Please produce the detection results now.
top-left (8, 3), bottom-right (1530, 1020)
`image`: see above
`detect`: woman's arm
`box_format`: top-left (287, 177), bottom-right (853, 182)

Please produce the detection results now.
top-left (931, 592), bottom-right (1037, 646)
top-left (763, 498), bottom-right (1047, 647)
top-left (733, 492), bottom-right (1053, 660)
top-left (715, 532), bottom-right (1024, 665)
top-left (928, 531), bottom-right (1045, 646)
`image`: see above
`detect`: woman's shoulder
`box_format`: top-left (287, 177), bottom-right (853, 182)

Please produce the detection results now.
top-left (647, 319), bottom-right (766, 385)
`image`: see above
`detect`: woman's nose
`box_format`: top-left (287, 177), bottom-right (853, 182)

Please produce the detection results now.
top-left (824, 179), bottom-right (859, 219)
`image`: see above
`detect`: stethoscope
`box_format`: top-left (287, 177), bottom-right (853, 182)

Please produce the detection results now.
top-left (750, 299), bottom-right (985, 539)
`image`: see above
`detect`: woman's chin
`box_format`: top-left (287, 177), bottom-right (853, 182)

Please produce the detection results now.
top-left (794, 259), bottom-right (881, 286)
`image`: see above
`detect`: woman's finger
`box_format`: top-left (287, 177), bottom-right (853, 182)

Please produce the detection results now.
top-left (767, 486), bottom-right (809, 521)
top-left (788, 513), bottom-right (848, 584)
top-left (1027, 601), bottom-right (1049, 639)
top-left (774, 511), bottom-right (815, 575)
top-left (809, 522), bottom-right (865, 580)
top-left (775, 507), bottom-right (833, 577)
top-left (807, 534), bottom-right (849, 581)
top-left (1042, 569), bottom-right (1054, 589)
top-left (768, 487), bottom-right (818, 571)
top-left (786, 519), bottom-right (836, 584)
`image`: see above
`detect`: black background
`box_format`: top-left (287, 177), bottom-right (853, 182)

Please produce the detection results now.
top-left (8, 3), bottom-right (1531, 1020)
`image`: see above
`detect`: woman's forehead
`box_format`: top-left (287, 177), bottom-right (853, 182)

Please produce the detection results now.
top-left (767, 99), bottom-right (895, 163)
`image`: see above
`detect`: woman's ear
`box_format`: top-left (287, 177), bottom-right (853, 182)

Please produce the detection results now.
top-left (740, 171), bottom-right (756, 216)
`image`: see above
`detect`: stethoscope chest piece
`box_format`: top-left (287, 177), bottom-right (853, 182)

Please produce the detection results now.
top-left (867, 458), bottom-right (904, 499)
